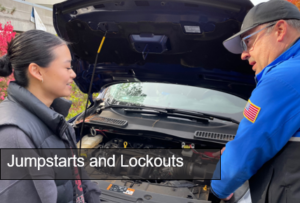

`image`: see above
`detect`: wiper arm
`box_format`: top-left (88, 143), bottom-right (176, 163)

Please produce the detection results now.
top-left (204, 114), bottom-right (240, 124)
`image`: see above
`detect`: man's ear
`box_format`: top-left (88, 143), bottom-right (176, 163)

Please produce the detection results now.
top-left (28, 63), bottom-right (43, 82)
top-left (274, 20), bottom-right (288, 42)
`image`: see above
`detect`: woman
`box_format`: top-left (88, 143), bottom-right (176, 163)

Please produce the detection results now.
top-left (0, 30), bottom-right (101, 203)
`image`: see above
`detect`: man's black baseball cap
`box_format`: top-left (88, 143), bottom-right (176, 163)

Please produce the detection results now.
top-left (223, 0), bottom-right (300, 54)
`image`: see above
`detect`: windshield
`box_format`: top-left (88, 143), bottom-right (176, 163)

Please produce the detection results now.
top-left (103, 83), bottom-right (247, 121)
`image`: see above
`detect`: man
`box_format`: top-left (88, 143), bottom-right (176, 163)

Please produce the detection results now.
top-left (210, 1), bottom-right (300, 202)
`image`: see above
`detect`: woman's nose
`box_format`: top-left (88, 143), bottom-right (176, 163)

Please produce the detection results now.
top-left (71, 69), bottom-right (76, 79)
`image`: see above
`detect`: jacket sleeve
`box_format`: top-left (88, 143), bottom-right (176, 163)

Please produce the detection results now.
top-left (0, 126), bottom-right (57, 203)
top-left (211, 77), bottom-right (300, 199)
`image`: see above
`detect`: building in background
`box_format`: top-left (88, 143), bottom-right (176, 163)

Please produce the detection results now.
top-left (0, 0), bottom-right (65, 34)
top-left (25, 0), bottom-right (64, 8)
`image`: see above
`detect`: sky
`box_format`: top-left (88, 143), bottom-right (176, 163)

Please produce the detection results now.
top-left (251, 0), bottom-right (270, 5)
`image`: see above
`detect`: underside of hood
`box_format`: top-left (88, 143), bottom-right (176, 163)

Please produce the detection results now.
top-left (53, 0), bottom-right (255, 100)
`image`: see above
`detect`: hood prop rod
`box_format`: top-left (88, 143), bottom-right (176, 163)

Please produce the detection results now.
top-left (78, 31), bottom-right (107, 155)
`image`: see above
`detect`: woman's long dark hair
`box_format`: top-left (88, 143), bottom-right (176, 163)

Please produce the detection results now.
top-left (0, 30), bottom-right (66, 87)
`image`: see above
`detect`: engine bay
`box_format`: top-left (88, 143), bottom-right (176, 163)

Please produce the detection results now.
top-left (73, 101), bottom-right (249, 203)
top-left (76, 125), bottom-right (229, 203)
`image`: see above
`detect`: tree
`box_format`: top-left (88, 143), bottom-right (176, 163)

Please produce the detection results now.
top-left (0, 21), bottom-right (16, 101)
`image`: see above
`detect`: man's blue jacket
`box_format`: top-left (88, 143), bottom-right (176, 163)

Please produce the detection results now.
top-left (211, 38), bottom-right (300, 199)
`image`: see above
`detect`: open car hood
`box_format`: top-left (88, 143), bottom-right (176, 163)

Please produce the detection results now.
top-left (53, 0), bottom-right (255, 100)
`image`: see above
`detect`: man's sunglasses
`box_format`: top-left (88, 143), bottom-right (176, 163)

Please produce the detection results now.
top-left (240, 22), bottom-right (276, 52)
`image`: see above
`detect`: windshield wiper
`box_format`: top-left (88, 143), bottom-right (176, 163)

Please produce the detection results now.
top-left (171, 108), bottom-right (240, 124)
top-left (102, 104), bottom-right (209, 123)
top-left (102, 104), bottom-right (239, 124)
top-left (123, 108), bottom-right (210, 123)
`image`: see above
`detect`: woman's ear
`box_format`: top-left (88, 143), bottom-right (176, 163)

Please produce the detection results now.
top-left (28, 63), bottom-right (43, 82)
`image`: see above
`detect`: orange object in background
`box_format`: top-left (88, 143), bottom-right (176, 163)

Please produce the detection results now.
top-left (287, 0), bottom-right (300, 11)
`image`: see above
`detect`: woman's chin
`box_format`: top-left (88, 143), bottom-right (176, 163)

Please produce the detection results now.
top-left (59, 91), bottom-right (72, 98)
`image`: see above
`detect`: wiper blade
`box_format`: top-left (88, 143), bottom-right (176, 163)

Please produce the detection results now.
top-left (123, 109), bottom-right (210, 123)
top-left (102, 105), bottom-right (210, 123)
top-left (103, 104), bottom-right (240, 124)
top-left (171, 109), bottom-right (240, 125)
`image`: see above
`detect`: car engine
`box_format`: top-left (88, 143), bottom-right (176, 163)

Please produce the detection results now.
top-left (76, 126), bottom-right (242, 203)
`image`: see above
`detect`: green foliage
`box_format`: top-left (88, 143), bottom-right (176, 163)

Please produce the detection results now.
top-left (11, 7), bottom-right (16, 15)
top-left (0, 5), bottom-right (6, 13)
top-left (65, 82), bottom-right (97, 120)
top-left (0, 74), bottom-right (14, 100)
top-left (0, 5), bottom-right (16, 15)
top-left (65, 82), bottom-right (88, 120)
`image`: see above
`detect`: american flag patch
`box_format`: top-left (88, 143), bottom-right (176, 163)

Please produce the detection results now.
top-left (243, 100), bottom-right (261, 123)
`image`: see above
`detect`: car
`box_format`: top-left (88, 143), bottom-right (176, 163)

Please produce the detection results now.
top-left (53, 0), bottom-right (255, 202)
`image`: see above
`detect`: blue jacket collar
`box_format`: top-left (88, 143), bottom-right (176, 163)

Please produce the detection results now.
top-left (254, 68), bottom-right (266, 84)
top-left (255, 37), bottom-right (300, 84)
